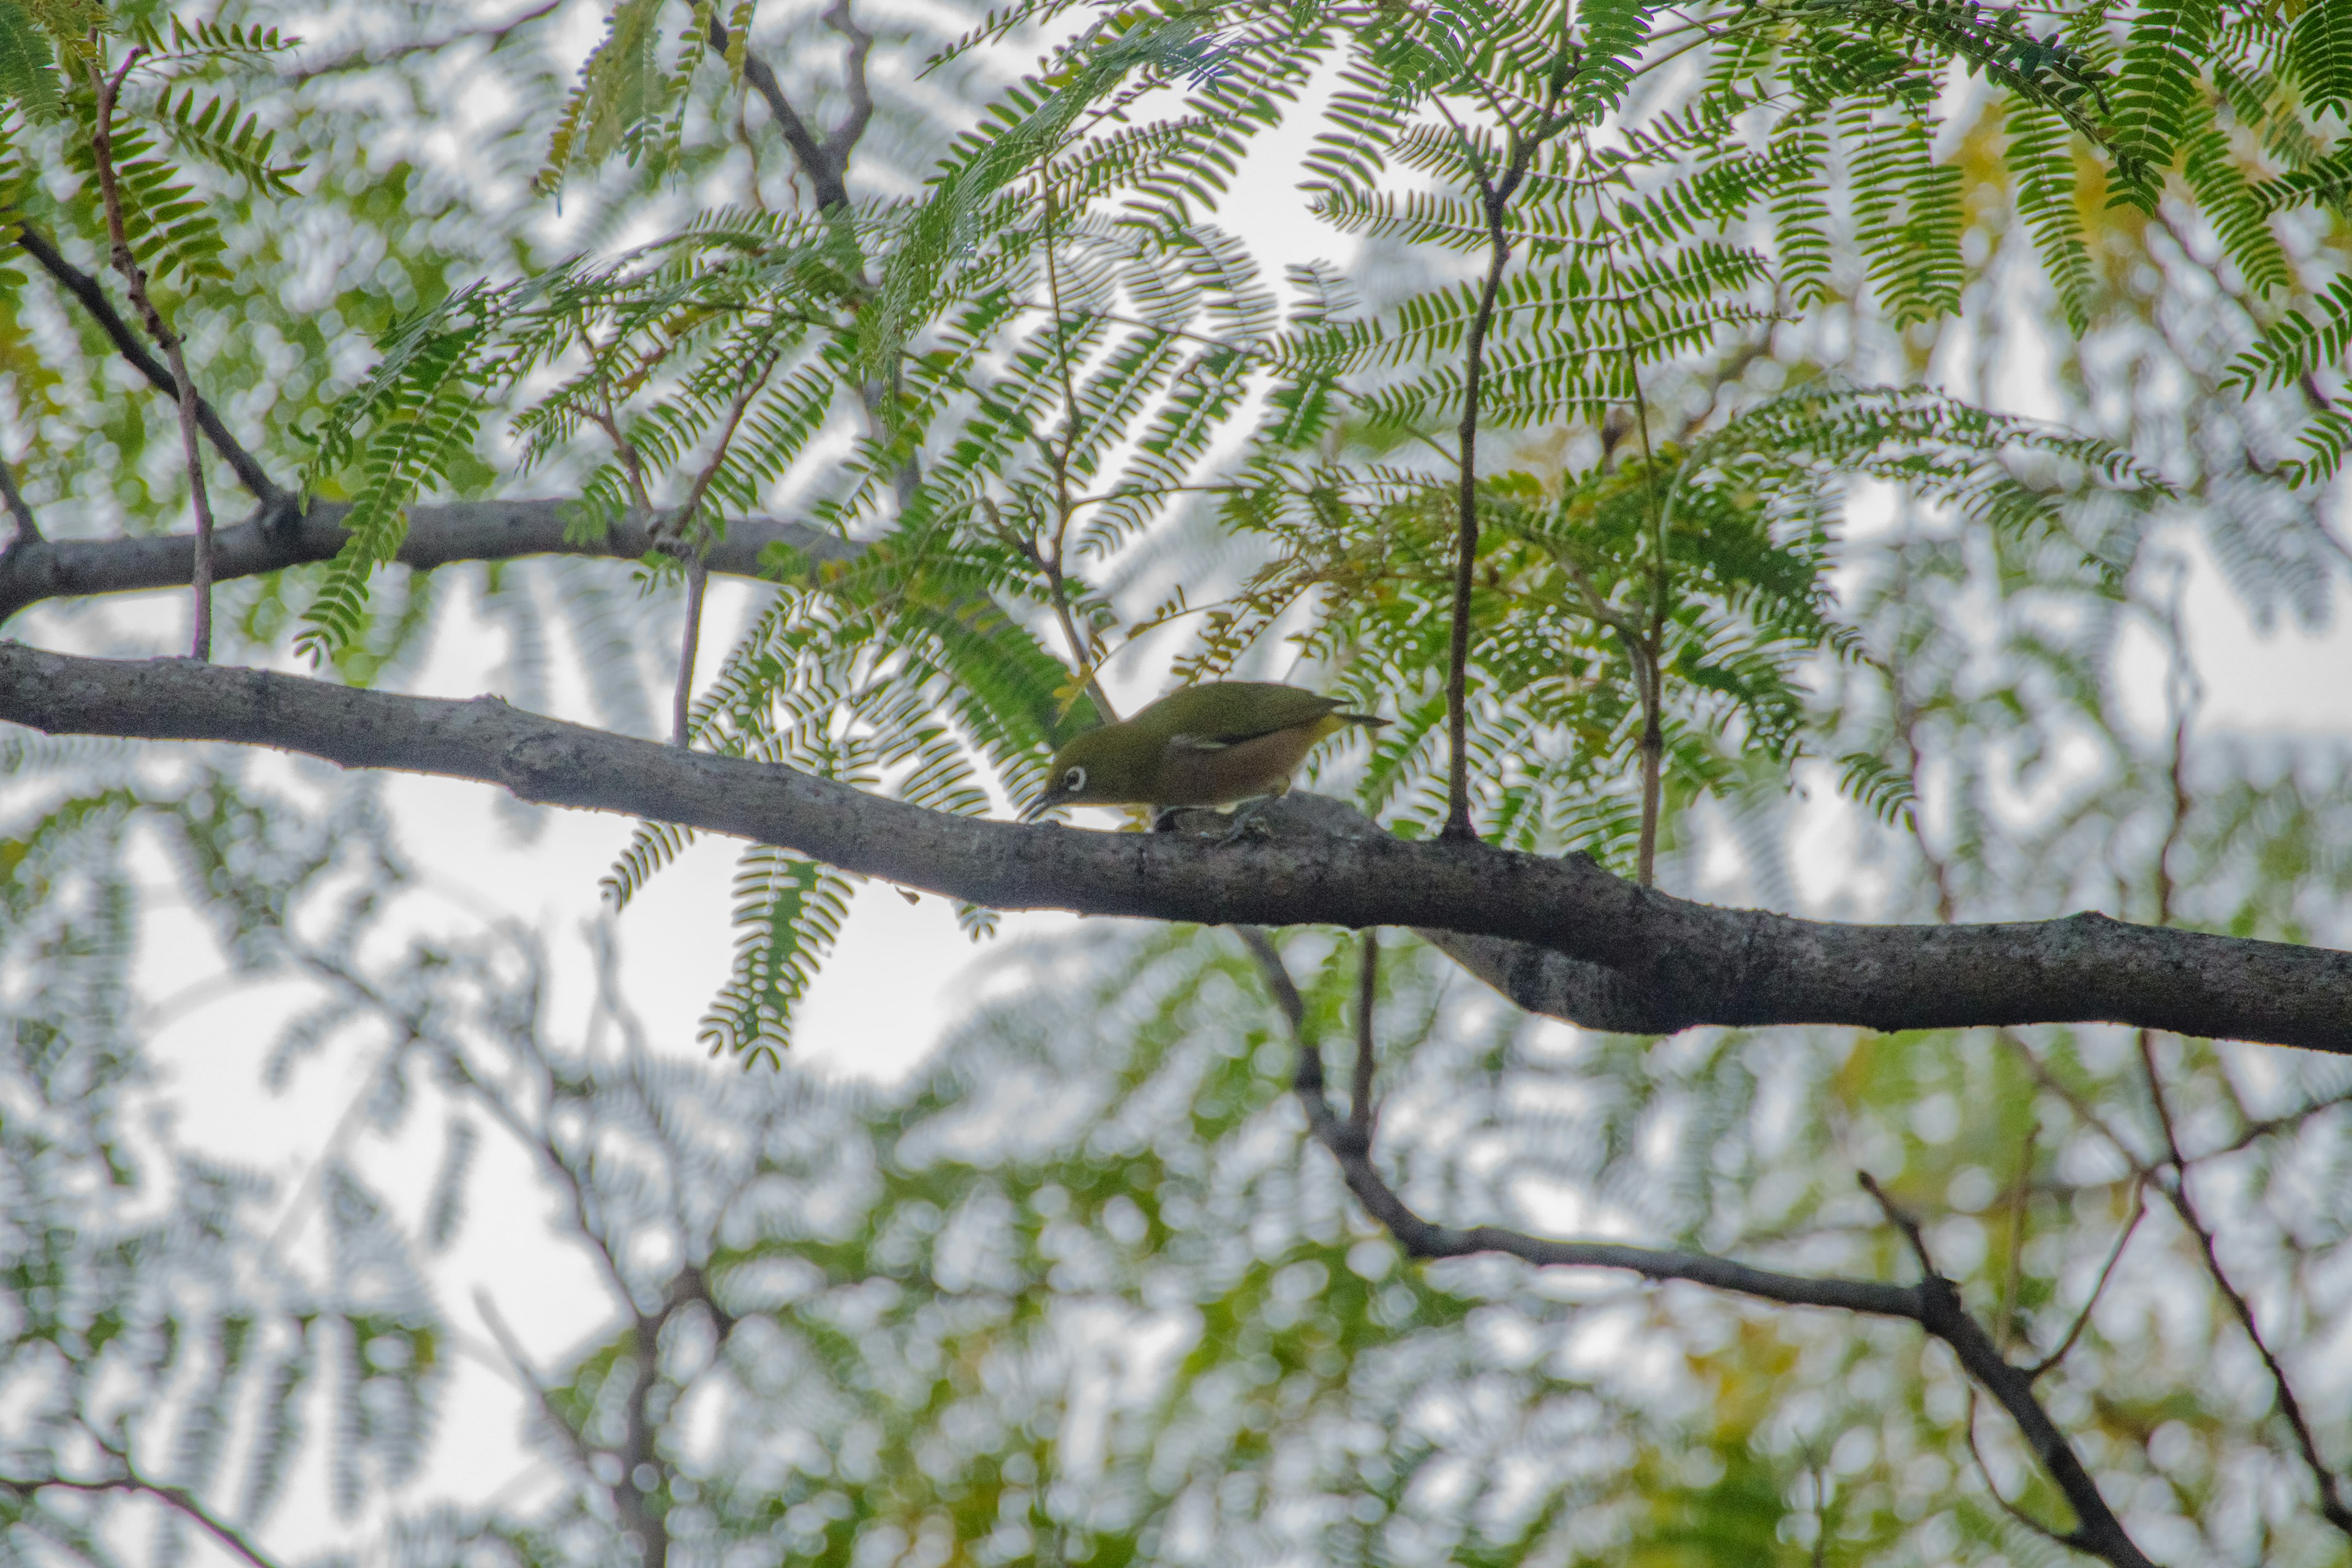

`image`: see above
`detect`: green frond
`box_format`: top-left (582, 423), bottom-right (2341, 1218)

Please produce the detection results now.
top-left (157, 14), bottom-right (300, 60)
top-left (1845, 102), bottom-right (1962, 326)
top-left (2250, 142), bottom-right (2352, 216)
top-left (1769, 123), bottom-right (1834, 307)
top-left (2004, 100), bottom-right (2094, 333)
top-left (1838, 750), bottom-right (1918, 827)
top-left (602, 819), bottom-right (698, 910)
top-left (2221, 271), bottom-right (2352, 394)
top-left (145, 85), bottom-right (303, 196)
top-left (2105, 0), bottom-right (2220, 209)
top-left (537, 0), bottom-right (683, 193)
top-left (0, 1), bottom-right (62, 121)
top-left (2281, 406), bottom-right (2352, 489)
top-left (1568, 0), bottom-right (1652, 124)
top-left (700, 845), bottom-right (852, 1067)
top-left (2181, 126), bottom-right (2291, 298)
top-left (62, 113), bottom-right (227, 285)
top-left (298, 284), bottom-right (513, 663)
top-left (2284, 0), bottom-right (2352, 119)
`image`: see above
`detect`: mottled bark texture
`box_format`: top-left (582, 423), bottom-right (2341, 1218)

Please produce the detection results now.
top-left (3, 641), bottom-right (2348, 1056)
top-left (0, 500), bottom-right (855, 624)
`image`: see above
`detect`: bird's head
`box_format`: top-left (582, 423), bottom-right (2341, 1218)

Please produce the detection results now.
top-left (1020, 724), bottom-right (1153, 821)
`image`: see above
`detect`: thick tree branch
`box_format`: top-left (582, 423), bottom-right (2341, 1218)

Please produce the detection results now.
top-left (4, 643), bottom-right (2350, 1057)
top-left (0, 500), bottom-right (856, 625)
top-left (1245, 929), bottom-right (2156, 1568)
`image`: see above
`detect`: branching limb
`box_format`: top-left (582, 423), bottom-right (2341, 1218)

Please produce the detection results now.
top-left (1962, 1385), bottom-right (2082, 1550)
top-left (0, 1429), bottom-right (290, 1568)
top-left (1240, 932), bottom-right (2158, 1568)
top-left (2135, 1034), bottom-right (2352, 1537)
top-left (1850, 1174), bottom-right (2144, 1562)
top-left (1439, 119), bottom-right (1539, 843)
top-left (10, 225), bottom-right (285, 508)
top-left (475, 1287), bottom-right (601, 1481)
top-left (706, 10), bottom-right (869, 213)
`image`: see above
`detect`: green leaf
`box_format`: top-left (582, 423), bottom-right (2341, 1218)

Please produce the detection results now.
top-left (0, 0), bottom-right (62, 121)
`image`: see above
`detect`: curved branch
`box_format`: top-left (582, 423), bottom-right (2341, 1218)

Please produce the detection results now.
top-left (2, 643), bottom-right (2349, 1056)
top-left (1246, 928), bottom-right (2157, 1568)
top-left (0, 500), bottom-right (858, 624)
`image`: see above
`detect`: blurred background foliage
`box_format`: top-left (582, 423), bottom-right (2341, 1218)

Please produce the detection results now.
top-left (1, 0), bottom-right (2350, 1564)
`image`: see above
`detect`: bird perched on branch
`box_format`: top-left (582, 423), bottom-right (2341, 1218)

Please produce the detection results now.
top-left (1022, 680), bottom-right (1387, 824)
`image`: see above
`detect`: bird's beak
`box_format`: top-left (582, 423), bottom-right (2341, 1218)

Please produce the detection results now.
top-left (1019, 789), bottom-right (1057, 823)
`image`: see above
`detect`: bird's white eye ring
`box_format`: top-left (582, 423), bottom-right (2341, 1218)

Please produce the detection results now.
top-left (1063, 765), bottom-right (1086, 792)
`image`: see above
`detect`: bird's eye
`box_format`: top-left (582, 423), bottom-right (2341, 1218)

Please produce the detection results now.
top-left (1063, 766), bottom-right (1086, 792)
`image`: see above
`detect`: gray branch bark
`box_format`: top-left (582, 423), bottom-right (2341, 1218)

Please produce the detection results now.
top-left (3, 641), bottom-right (2349, 1056)
top-left (0, 500), bottom-right (856, 624)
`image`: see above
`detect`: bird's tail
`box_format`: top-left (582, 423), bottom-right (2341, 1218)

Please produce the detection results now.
top-left (1337, 712), bottom-right (1390, 728)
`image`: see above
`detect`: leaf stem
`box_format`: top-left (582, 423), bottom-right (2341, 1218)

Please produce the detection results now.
top-left (1438, 102), bottom-right (1539, 842)
top-left (88, 50), bottom-right (220, 660)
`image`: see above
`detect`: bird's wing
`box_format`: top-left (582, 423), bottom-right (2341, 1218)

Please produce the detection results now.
top-left (1136, 682), bottom-right (1341, 747)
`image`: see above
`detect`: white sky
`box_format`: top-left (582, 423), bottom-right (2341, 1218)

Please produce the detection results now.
top-left (17, 10), bottom-right (2352, 1564)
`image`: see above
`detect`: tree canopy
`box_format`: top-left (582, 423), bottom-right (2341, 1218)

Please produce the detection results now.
top-left (2, 0), bottom-right (2351, 1565)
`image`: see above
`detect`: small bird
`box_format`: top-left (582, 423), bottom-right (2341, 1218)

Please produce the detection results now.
top-left (1022, 680), bottom-right (1388, 822)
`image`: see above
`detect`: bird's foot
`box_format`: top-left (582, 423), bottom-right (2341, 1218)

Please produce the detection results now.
top-left (1213, 797), bottom-right (1278, 846)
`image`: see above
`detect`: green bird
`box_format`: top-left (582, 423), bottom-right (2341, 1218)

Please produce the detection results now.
top-left (1022, 680), bottom-right (1388, 822)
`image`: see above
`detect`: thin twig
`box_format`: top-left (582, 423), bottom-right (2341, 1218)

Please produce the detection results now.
top-left (673, 558), bottom-right (709, 747)
top-left (10, 224), bottom-right (284, 507)
top-left (1438, 104), bottom-right (1539, 842)
top-left (663, 344), bottom-right (780, 745)
top-left (2136, 1031), bottom-right (2352, 1537)
top-left (2029, 1178), bottom-right (2146, 1379)
top-left (476, 1288), bottom-right (599, 1479)
top-left (87, 54), bottom-right (222, 658)
top-left (71, 1430), bottom-right (285, 1568)
top-left (287, 0), bottom-right (562, 81)
top-left (1962, 1385), bottom-right (2079, 1547)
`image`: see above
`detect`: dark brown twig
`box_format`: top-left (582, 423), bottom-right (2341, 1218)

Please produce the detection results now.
top-left (1438, 111), bottom-right (1538, 843)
